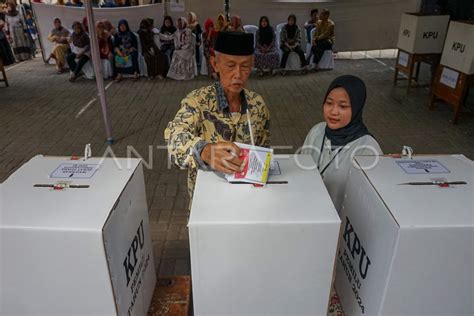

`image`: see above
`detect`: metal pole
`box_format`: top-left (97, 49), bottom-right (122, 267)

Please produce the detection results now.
top-left (224, 0), bottom-right (230, 21)
top-left (84, 0), bottom-right (114, 144)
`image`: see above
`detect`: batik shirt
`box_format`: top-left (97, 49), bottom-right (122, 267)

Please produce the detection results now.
top-left (164, 82), bottom-right (271, 201)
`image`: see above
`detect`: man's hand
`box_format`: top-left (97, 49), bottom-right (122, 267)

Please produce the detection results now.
top-left (201, 142), bottom-right (245, 175)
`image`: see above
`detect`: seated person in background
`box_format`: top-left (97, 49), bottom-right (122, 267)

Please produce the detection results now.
top-left (311, 8), bottom-right (335, 69)
top-left (167, 17), bottom-right (196, 81)
top-left (164, 32), bottom-right (270, 201)
top-left (254, 16), bottom-right (279, 76)
top-left (187, 12), bottom-right (202, 72)
top-left (96, 21), bottom-right (114, 73)
top-left (65, 0), bottom-right (83, 7)
top-left (304, 8), bottom-right (319, 45)
top-left (47, 17), bottom-right (70, 74)
top-left (202, 18), bottom-right (218, 79)
top-left (301, 75), bottom-right (382, 212)
top-left (101, 0), bottom-right (117, 7)
top-left (66, 21), bottom-right (90, 82)
top-left (225, 15), bottom-right (244, 32)
top-left (216, 13), bottom-right (228, 32)
top-left (113, 19), bottom-right (139, 82)
top-left (279, 14), bottom-right (307, 72)
top-left (304, 8), bottom-right (318, 63)
top-left (159, 16), bottom-right (176, 64)
top-left (0, 18), bottom-right (16, 66)
top-left (103, 20), bottom-right (116, 36)
top-left (137, 18), bottom-right (168, 79)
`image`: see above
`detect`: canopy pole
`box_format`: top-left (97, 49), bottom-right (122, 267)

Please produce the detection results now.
top-left (84, 0), bottom-right (114, 145)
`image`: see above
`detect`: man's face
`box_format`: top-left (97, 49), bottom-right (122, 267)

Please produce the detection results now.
top-left (321, 12), bottom-right (329, 21)
top-left (54, 20), bottom-right (61, 29)
top-left (311, 12), bottom-right (318, 21)
top-left (211, 53), bottom-right (253, 95)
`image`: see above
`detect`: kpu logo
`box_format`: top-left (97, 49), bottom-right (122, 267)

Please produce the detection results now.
top-left (422, 31), bottom-right (438, 39)
top-left (452, 41), bottom-right (466, 53)
top-left (402, 29), bottom-right (410, 37)
top-left (123, 220), bottom-right (145, 286)
top-left (343, 216), bottom-right (371, 279)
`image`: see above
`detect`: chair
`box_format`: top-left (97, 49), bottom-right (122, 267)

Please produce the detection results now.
top-left (309, 28), bottom-right (334, 70)
top-left (0, 57), bottom-right (9, 87)
top-left (275, 22), bottom-right (303, 71)
top-left (243, 25), bottom-right (258, 46)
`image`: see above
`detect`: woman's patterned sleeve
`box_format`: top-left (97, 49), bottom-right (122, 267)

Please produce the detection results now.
top-left (164, 97), bottom-right (203, 170)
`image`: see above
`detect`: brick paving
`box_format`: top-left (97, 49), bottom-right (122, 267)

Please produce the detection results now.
top-left (1, 56), bottom-right (473, 277)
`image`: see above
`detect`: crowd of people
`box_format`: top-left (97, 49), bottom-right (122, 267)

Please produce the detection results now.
top-left (0, 2), bottom-right (335, 82)
top-left (0, 1), bottom-right (37, 67)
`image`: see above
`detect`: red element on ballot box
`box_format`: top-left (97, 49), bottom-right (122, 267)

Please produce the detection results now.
top-left (439, 183), bottom-right (450, 188)
top-left (234, 149), bottom-right (249, 179)
top-left (70, 156), bottom-right (80, 160)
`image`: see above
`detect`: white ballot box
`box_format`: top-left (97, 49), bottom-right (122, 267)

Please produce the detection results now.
top-left (335, 155), bottom-right (474, 316)
top-left (189, 155), bottom-right (341, 316)
top-left (397, 13), bottom-right (450, 54)
top-left (0, 155), bottom-right (156, 316)
top-left (440, 21), bottom-right (474, 75)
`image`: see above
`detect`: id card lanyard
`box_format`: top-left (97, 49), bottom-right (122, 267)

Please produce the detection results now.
top-left (317, 134), bottom-right (344, 177)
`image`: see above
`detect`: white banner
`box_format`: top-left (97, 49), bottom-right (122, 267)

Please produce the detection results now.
top-left (31, 3), bottom-right (164, 60)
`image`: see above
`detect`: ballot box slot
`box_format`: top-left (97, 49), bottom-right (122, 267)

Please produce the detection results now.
top-left (33, 183), bottom-right (90, 190)
top-left (230, 181), bottom-right (289, 185)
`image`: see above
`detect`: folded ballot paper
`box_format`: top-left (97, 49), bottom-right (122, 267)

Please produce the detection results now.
top-left (225, 143), bottom-right (273, 185)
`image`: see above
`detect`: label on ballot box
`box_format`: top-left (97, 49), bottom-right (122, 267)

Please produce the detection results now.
top-left (439, 67), bottom-right (459, 89)
top-left (398, 51), bottom-right (409, 67)
top-left (226, 143), bottom-right (273, 184)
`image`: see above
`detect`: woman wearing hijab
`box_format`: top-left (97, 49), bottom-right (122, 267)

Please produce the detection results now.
top-left (254, 16), bottom-right (279, 76)
top-left (4, 1), bottom-right (34, 61)
top-left (202, 17), bottom-right (217, 79)
top-left (103, 20), bottom-right (116, 36)
top-left (66, 21), bottom-right (90, 82)
top-left (279, 14), bottom-right (307, 72)
top-left (301, 75), bottom-right (382, 212)
top-left (113, 19), bottom-right (139, 81)
top-left (215, 13), bottom-right (227, 32)
top-left (225, 15), bottom-right (244, 32)
top-left (167, 17), bottom-right (196, 81)
top-left (47, 17), bottom-right (70, 73)
top-left (0, 18), bottom-right (16, 66)
top-left (187, 12), bottom-right (202, 73)
top-left (159, 16), bottom-right (176, 64)
top-left (96, 20), bottom-right (114, 78)
top-left (138, 18), bottom-right (168, 79)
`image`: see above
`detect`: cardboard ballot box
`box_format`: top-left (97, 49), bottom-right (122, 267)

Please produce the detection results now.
top-left (0, 155), bottom-right (156, 315)
top-left (397, 13), bottom-right (450, 54)
top-left (335, 155), bottom-right (474, 316)
top-left (189, 155), bottom-right (341, 316)
top-left (440, 21), bottom-right (474, 75)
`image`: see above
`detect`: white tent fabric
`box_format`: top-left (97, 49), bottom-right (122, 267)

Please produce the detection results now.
top-left (31, 3), bottom-right (164, 61)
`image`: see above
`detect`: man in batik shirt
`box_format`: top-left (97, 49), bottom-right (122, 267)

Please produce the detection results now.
top-left (164, 32), bottom-right (271, 201)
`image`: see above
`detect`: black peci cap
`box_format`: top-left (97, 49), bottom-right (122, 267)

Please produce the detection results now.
top-left (215, 31), bottom-right (255, 56)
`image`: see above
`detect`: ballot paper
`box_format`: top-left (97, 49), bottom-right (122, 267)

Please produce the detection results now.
top-left (226, 143), bottom-right (273, 184)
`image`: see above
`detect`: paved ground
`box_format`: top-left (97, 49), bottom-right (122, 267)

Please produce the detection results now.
top-left (1, 55), bottom-right (473, 277)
